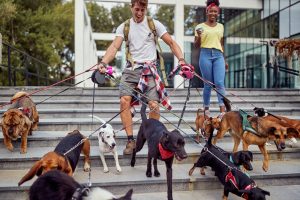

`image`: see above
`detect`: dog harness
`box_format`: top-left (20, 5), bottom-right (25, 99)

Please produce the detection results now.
top-left (239, 109), bottom-right (258, 135)
top-left (158, 143), bottom-right (174, 160)
top-left (225, 170), bottom-right (256, 199)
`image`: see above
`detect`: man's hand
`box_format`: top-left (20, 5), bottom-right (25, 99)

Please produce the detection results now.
top-left (98, 62), bottom-right (107, 74)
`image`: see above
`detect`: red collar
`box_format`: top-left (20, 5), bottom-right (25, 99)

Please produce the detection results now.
top-left (158, 143), bottom-right (174, 160)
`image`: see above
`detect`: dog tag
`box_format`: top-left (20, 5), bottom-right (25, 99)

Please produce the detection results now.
top-left (91, 70), bottom-right (106, 85)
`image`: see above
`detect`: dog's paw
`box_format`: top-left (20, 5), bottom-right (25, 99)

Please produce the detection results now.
top-left (200, 168), bottom-right (206, 175)
top-left (146, 171), bottom-right (152, 177)
top-left (116, 166), bottom-right (122, 173)
top-left (20, 149), bottom-right (27, 154)
top-left (262, 164), bottom-right (268, 172)
top-left (7, 145), bottom-right (14, 152)
top-left (103, 168), bottom-right (109, 173)
top-left (154, 171), bottom-right (160, 177)
top-left (83, 163), bottom-right (91, 172)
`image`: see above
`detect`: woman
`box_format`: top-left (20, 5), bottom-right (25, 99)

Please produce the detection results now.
top-left (194, 0), bottom-right (227, 118)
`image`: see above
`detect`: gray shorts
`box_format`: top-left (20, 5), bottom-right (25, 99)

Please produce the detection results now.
top-left (119, 68), bottom-right (159, 102)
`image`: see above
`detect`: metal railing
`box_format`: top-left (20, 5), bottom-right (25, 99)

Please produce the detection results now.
top-left (0, 41), bottom-right (73, 86)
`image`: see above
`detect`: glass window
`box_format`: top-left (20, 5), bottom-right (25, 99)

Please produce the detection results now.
top-left (270, 0), bottom-right (279, 15)
top-left (280, 0), bottom-right (290, 9)
top-left (291, 2), bottom-right (300, 35)
top-left (264, 0), bottom-right (270, 18)
top-left (279, 8), bottom-right (290, 38)
top-left (291, 0), bottom-right (300, 5)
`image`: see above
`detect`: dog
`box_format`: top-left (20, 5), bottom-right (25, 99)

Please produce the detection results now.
top-left (192, 132), bottom-right (270, 200)
top-left (189, 149), bottom-right (253, 176)
top-left (254, 107), bottom-right (300, 141)
top-left (89, 115), bottom-right (121, 173)
top-left (18, 130), bottom-right (91, 186)
top-left (131, 103), bottom-right (187, 200)
top-left (195, 109), bottom-right (213, 142)
top-left (210, 109), bottom-right (297, 172)
top-left (29, 170), bottom-right (133, 200)
top-left (1, 91), bottom-right (39, 153)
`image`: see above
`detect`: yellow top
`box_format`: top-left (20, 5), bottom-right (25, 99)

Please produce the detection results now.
top-left (195, 23), bottom-right (224, 52)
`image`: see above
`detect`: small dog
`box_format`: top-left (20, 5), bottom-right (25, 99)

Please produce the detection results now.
top-left (18, 130), bottom-right (91, 186)
top-left (131, 104), bottom-right (187, 200)
top-left (29, 170), bottom-right (133, 200)
top-left (89, 115), bottom-right (121, 173)
top-left (1, 91), bottom-right (39, 153)
top-left (194, 133), bottom-right (270, 200)
top-left (194, 109), bottom-right (213, 142)
top-left (189, 149), bottom-right (253, 176)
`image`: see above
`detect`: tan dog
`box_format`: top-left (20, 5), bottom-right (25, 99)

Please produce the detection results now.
top-left (210, 111), bottom-right (296, 172)
top-left (1, 92), bottom-right (39, 153)
top-left (195, 109), bottom-right (213, 142)
top-left (18, 130), bottom-right (91, 186)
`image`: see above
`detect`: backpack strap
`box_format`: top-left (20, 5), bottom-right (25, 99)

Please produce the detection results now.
top-left (147, 16), bottom-right (168, 86)
top-left (123, 19), bottom-right (134, 68)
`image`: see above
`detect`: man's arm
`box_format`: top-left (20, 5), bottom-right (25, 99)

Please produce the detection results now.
top-left (161, 33), bottom-right (186, 65)
top-left (98, 36), bottom-right (123, 72)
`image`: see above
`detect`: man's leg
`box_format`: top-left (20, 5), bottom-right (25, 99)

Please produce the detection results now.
top-left (120, 95), bottom-right (136, 155)
top-left (148, 100), bottom-right (159, 120)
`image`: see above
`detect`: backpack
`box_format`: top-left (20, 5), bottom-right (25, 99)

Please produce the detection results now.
top-left (123, 16), bottom-right (168, 86)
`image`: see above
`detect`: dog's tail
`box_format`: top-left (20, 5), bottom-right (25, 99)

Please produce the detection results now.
top-left (89, 115), bottom-right (106, 124)
top-left (140, 103), bottom-right (147, 122)
top-left (222, 97), bottom-right (231, 112)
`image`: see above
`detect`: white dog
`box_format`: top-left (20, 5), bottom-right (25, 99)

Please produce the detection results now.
top-left (89, 115), bottom-right (121, 173)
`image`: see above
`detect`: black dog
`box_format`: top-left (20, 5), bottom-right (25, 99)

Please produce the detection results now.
top-left (191, 133), bottom-right (270, 200)
top-left (29, 170), bottom-right (133, 200)
top-left (131, 104), bottom-right (187, 200)
top-left (189, 149), bottom-right (253, 176)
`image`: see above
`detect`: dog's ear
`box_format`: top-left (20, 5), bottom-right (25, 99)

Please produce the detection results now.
top-left (248, 151), bottom-right (253, 161)
top-left (261, 188), bottom-right (270, 196)
top-left (161, 131), bottom-right (169, 143)
top-left (18, 160), bottom-right (43, 186)
top-left (116, 188), bottom-right (133, 200)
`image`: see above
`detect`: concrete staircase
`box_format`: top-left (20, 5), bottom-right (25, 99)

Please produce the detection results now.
top-left (1, 87), bottom-right (300, 200)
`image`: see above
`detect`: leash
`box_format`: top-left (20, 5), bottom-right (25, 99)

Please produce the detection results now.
top-left (177, 79), bottom-right (192, 128)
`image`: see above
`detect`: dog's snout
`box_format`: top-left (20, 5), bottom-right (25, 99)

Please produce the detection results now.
top-left (8, 127), bottom-right (14, 135)
top-left (280, 142), bottom-right (286, 150)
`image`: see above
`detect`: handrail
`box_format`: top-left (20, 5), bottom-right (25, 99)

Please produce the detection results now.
top-left (1, 41), bottom-right (72, 86)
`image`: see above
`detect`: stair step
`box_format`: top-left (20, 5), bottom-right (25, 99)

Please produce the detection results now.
top-left (0, 140), bottom-right (299, 169)
top-left (1, 160), bottom-right (300, 199)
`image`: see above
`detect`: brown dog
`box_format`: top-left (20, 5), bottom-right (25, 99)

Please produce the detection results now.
top-left (1, 92), bottom-right (39, 153)
top-left (195, 109), bottom-right (212, 142)
top-left (210, 111), bottom-right (296, 172)
top-left (18, 130), bottom-right (91, 186)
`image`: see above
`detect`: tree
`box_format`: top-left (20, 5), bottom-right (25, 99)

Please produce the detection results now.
top-left (155, 5), bottom-right (174, 35)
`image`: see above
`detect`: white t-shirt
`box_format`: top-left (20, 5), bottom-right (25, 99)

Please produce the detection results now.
top-left (115, 17), bottom-right (167, 63)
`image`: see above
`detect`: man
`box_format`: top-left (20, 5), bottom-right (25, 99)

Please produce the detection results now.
top-left (98, 0), bottom-right (186, 155)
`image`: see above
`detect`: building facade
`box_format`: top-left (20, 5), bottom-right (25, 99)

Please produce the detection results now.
top-left (75, 0), bottom-right (300, 88)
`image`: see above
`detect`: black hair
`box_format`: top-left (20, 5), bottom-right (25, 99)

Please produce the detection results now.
top-left (206, 0), bottom-right (220, 7)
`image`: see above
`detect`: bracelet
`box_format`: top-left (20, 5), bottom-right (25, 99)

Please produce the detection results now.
top-left (178, 58), bottom-right (185, 62)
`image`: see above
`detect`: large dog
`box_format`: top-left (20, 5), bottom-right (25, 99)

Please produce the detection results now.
top-left (29, 170), bottom-right (133, 200)
top-left (89, 115), bottom-right (121, 173)
top-left (131, 104), bottom-right (187, 200)
top-left (253, 107), bottom-right (300, 140)
top-left (194, 133), bottom-right (270, 200)
top-left (1, 91), bottom-right (39, 153)
top-left (18, 130), bottom-right (91, 186)
top-left (210, 110), bottom-right (295, 172)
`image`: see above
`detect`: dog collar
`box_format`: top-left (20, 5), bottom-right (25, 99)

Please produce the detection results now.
top-left (158, 143), bottom-right (174, 160)
top-left (241, 183), bottom-right (257, 199)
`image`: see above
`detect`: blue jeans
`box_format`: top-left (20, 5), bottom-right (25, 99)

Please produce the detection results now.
top-left (199, 48), bottom-right (226, 107)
